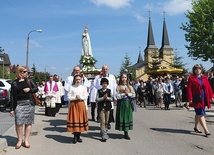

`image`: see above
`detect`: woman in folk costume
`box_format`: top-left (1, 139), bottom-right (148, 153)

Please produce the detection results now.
top-left (44, 75), bottom-right (59, 117)
top-left (115, 73), bottom-right (135, 140)
top-left (67, 74), bottom-right (89, 144)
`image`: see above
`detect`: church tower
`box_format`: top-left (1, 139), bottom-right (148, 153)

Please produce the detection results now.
top-left (132, 12), bottom-right (177, 80)
top-left (144, 14), bottom-right (159, 71)
top-left (159, 15), bottom-right (174, 68)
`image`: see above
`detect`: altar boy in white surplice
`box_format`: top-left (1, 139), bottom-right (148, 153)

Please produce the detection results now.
top-left (44, 75), bottom-right (59, 117)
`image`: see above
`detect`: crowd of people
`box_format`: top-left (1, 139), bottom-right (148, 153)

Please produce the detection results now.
top-left (9, 64), bottom-right (214, 149)
top-left (133, 72), bottom-right (213, 111)
top-left (134, 74), bottom-right (184, 110)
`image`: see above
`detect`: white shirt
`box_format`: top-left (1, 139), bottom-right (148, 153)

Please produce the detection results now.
top-left (55, 81), bottom-right (64, 103)
top-left (37, 85), bottom-right (45, 98)
top-left (89, 80), bottom-right (97, 103)
top-left (94, 74), bottom-right (117, 100)
top-left (163, 82), bottom-right (174, 94)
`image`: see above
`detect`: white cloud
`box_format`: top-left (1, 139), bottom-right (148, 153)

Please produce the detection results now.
top-left (162, 0), bottom-right (192, 16)
top-left (30, 40), bottom-right (42, 48)
top-left (50, 66), bottom-right (56, 70)
top-left (133, 13), bottom-right (146, 23)
top-left (90, 0), bottom-right (133, 9)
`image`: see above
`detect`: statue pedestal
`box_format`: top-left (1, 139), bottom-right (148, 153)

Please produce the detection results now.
top-left (79, 55), bottom-right (101, 80)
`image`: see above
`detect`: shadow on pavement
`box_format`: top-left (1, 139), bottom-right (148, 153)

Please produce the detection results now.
top-left (43, 126), bottom-right (66, 133)
top-left (88, 125), bottom-right (100, 131)
top-left (82, 132), bottom-right (124, 141)
top-left (42, 119), bottom-right (66, 127)
top-left (45, 134), bottom-right (72, 144)
top-left (150, 128), bottom-right (192, 134)
top-left (58, 112), bottom-right (68, 115)
top-left (0, 135), bottom-right (17, 147)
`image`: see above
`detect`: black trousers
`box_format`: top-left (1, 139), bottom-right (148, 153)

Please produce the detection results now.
top-left (90, 102), bottom-right (96, 120)
top-left (56, 103), bottom-right (62, 113)
top-left (45, 104), bottom-right (56, 116)
top-left (108, 109), bottom-right (114, 123)
top-left (164, 94), bottom-right (171, 109)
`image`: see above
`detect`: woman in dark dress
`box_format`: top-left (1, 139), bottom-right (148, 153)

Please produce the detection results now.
top-left (10, 66), bottom-right (38, 149)
top-left (137, 80), bottom-right (147, 108)
top-left (180, 73), bottom-right (189, 109)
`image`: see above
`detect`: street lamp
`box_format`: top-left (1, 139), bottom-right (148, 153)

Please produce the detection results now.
top-left (44, 65), bottom-right (50, 82)
top-left (26, 29), bottom-right (42, 68)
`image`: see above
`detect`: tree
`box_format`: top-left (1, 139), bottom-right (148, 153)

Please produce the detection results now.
top-left (170, 49), bottom-right (188, 74)
top-left (31, 64), bottom-right (37, 73)
top-left (29, 64), bottom-right (50, 83)
top-left (200, 64), bottom-right (206, 74)
top-left (148, 50), bottom-right (161, 70)
top-left (0, 47), bottom-right (5, 53)
top-left (180, 0), bottom-right (214, 63)
top-left (119, 53), bottom-right (135, 80)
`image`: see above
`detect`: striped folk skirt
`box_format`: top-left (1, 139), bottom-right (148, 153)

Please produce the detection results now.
top-left (15, 100), bottom-right (35, 125)
top-left (115, 99), bottom-right (133, 131)
top-left (67, 100), bottom-right (88, 132)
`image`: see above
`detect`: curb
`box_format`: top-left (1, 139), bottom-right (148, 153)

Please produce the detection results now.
top-left (0, 106), bottom-right (40, 152)
top-left (0, 123), bottom-right (16, 152)
top-left (0, 138), bottom-right (8, 152)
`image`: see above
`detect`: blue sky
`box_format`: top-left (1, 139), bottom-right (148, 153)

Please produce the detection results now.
top-left (0, 0), bottom-right (212, 80)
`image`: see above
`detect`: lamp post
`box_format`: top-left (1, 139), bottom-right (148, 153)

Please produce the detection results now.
top-left (26, 29), bottom-right (42, 68)
top-left (2, 53), bottom-right (4, 79)
top-left (44, 65), bottom-right (50, 82)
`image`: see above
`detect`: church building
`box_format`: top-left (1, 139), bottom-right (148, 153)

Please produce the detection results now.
top-left (131, 15), bottom-right (174, 81)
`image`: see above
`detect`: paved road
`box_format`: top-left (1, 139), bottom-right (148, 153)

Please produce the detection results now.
top-left (1, 104), bottom-right (214, 155)
top-left (0, 108), bottom-right (14, 137)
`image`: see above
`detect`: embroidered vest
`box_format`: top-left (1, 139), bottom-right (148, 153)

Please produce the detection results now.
top-left (97, 88), bottom-right (112, 111)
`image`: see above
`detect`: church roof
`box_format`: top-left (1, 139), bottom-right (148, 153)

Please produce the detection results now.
top-left (131, 48), bottom-right (146, 69)
top-left (159, 18), bottom-right (172, 50)
top-left (144, 17), bottom-right (158, 51)
top-left (137, 49), bottom-right (143, 63)
top-left (131, 61), bottom-right (146, 69)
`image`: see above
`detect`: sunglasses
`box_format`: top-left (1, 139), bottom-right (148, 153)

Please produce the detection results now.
top-left (21, 71), bottom-right (28, 73)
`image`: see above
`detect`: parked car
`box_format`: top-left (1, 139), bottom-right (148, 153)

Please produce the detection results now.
top-left (0, 79), bottom-right (11, 111)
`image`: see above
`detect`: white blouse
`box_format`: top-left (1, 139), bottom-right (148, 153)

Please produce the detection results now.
top-left (67, 84), bottom-right (88, 101)
top-left (67, 84), bottom-right (88, 110)
top-left (116, 85), bottom-right (136, 99)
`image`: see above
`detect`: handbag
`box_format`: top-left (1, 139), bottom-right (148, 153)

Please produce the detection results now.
top-left (130, 99), bottom-right (137, 112)
top-left (27, 79), bottom-right (41, 105)
top-left (32, 93), bottom-right (41, 105)
top-left (192, 94), bottom-right (202, 103)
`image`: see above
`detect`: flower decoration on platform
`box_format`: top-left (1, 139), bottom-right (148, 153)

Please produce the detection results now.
top-left (81, 65), bottom-right (101, 73)
top-left (79, 55), bottom-right (97, 65)
top-left (79, 55), bottom-right (101, 73)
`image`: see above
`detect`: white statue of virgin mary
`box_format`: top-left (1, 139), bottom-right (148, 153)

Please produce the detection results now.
top-left (82, 26), bottom-right (93, 56)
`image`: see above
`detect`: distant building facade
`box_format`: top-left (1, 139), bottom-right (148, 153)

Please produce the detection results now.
top-left (0, 53), bottom-right (11, 76)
